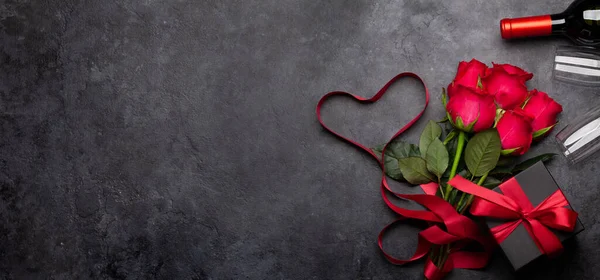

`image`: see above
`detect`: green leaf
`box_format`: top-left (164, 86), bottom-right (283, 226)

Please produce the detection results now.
top-left (371, 141), bottom-right (420, 181)
top-left (446, 112), bottom-right (454, 125)
top-left (455, 116), bottom-right (466, 131)
top-left (489, 166), bottom-right (513, 176)
top-left (372, 144), bottom-right (385, 158)
top-left (419, 120), bottom-right (443, 157)
top-left (477, 76), bottom-right (483, 89)
top-left (462, 113), bottom-right (479, 132)
top-left (387, 141), bottom-right (421, 159)
top-left (458, 169), bottom-right (472, 178)
top-left (513, 153), bottom-right (557, 174)
top-left (490, 157), bottom-right (517, 176)
top-left (532, 124), bottom-right (556, 139)
top-left (521, 95), bottom-right (532, 108)
top-left (501, 148), bottom-right (519, 156)
top-left (494, 109), bottom-right (505, 127)
top-left (444, 122), bottom-right (454, 134)
top-left (465, 129), bottom-right (502, 177)
top-left (443, 130), bottom-right (457, 145)
top-left (442, 88), bottom-right (448, 107)
top-left (483, 177), bottom-right (502, 189)
top-left (466, 120), bottom-right (477, 131)
top-left (489, 154), bottom-right (557, 177)
top-left (425, 138), bottom-right (449, 179)
top-left (398, 157), bottom-right (436, 185)
top-left (497, 156), bottom-right (517, 167)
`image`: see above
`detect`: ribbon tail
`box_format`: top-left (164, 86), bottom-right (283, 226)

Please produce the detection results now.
top-left (377, 220), bottom-right (437, 265)
top-left (531, 207), bottom-right (578, 232)
top-left (420, 182), bottom-right (439, 195)
top-left (526, 219), bottom-right (564, 257)
top-left (449, 251), bottom-right (490, 269)
top-left (423, 257), bottom-right (452, 280)
top-left (380, 185), bottom-right (441, 222)
top-left (532, 190), bottom-right (570, 211)
top-left (528, 190), bottom-right (578, 232)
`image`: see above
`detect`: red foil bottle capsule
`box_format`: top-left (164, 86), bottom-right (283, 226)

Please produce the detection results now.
top-left (500, 15), bottom-right (552, 39)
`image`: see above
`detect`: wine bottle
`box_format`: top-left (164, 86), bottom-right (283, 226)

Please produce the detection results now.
top-left (500, 0), bottom-right (600, 46)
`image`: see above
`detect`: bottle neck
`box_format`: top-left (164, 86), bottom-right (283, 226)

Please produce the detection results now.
top-left (550, 13), bottom-right (568, 33)
top-left (500, 15), bottom-right (554, 39)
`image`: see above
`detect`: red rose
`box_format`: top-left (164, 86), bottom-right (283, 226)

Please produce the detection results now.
top-left (446, 85), bottom-right (496, 132)
top-left (496, 109), bottom-right (534, 155)
top-left (448, 59), bottom-right (488, 97)
top-left (522, 89), bottom-right (563, 139)
top-left (493, 63), bottom-right (534, 80)
top-left (482, 63), bottom-right (533, 110)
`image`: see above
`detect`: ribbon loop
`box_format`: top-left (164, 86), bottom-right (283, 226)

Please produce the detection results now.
top-left (530, 207), bottom-right (578, 232)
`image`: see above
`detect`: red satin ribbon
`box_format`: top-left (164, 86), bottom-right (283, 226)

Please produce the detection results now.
top-left (316, 73), bottom-right (492, 279)
top-left (448, 176), bottom-right (578, 257)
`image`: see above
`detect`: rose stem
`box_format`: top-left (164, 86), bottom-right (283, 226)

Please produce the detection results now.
top-left (458, 173), bottom-right (488, 214)
top-left (445, 131), bottom-right (466, 198)
top-left (439, 131), bottom-right (467, 268)
top-left (455, 174), bottom-right (476, 208)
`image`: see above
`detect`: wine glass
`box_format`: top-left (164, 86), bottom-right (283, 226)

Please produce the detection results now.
top-left (556, 106), bottom-right (600, 164)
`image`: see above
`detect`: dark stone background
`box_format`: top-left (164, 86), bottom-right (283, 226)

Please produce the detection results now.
top-left (1, 0), bottom-right (599, 279)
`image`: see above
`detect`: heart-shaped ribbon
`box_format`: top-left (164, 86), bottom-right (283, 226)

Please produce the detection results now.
top-left (316, 73), bottom-right (493, 279)
top-left (317, 72), bottom-right (435, 217)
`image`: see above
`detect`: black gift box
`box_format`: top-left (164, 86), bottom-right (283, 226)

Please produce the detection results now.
top-left (485, 162), bottom-right (584, 271)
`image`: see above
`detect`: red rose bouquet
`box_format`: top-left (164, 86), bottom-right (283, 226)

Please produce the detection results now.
top-left (372, 59), bottom-right (563, 275)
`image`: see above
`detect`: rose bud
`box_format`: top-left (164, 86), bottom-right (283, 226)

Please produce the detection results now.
top-left (482, 63), bottom-right (533, 110)
top-left (447, 59), bottom-right (488, 98)
top-left (522, 89), bottom-right (563, 140)
top-left (496, 109), bottom-right (534, 155)
top-left (446, 85), bottom-right (496, 132)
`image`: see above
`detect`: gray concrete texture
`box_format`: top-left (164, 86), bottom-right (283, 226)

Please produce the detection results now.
top-left (0, 0), bottom-right (598, 279)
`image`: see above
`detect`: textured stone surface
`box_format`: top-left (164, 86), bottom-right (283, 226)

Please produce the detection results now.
top-left (1, 0), bottom-right (599, 279)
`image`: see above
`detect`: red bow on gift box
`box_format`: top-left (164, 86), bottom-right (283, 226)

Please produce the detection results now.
top-left (448, 176), bottom-right (579, 256)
